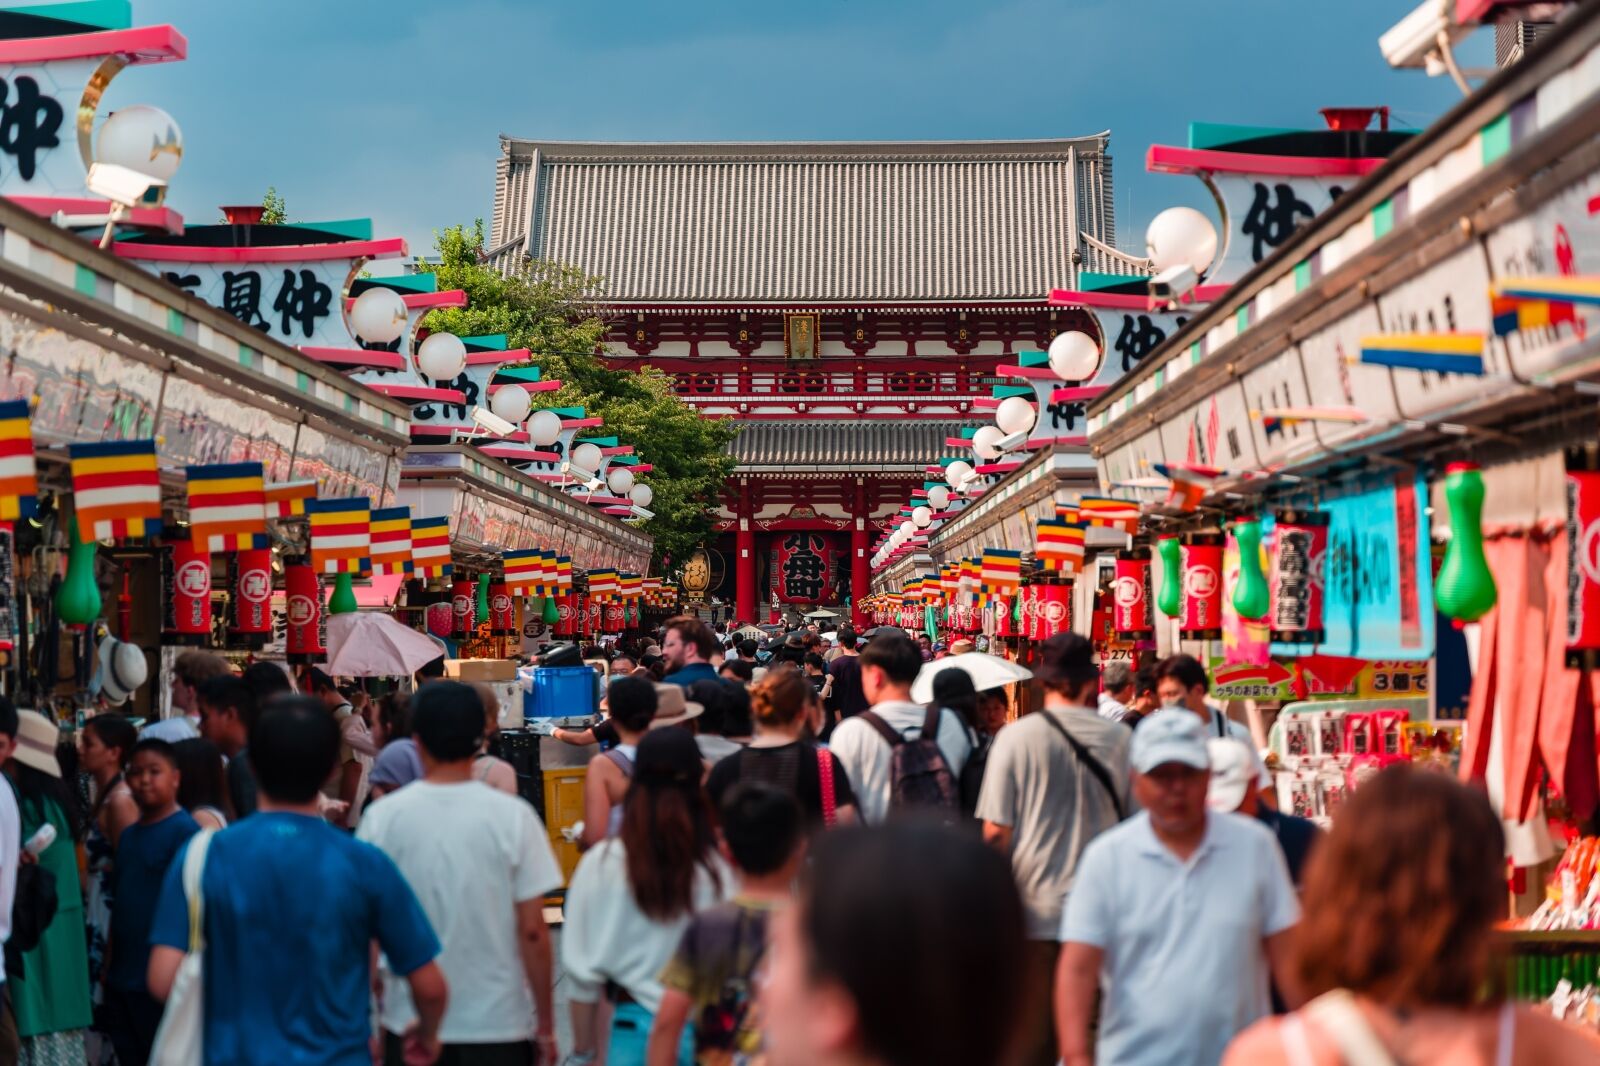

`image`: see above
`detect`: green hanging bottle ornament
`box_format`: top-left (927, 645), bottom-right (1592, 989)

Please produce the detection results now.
top-left (1231, 518), bottom-right (1270, 620)
top-left (476, 573), bottom-right (491, 626)
top-left (1436, 462), bottom-right (1497, 622)
top-left (56, 517), bottom-right (101, 626)
top-left (327, 572), bottom-right (358, 615)
top-left (542, 595), bottom-right (560, 625)
top-left (1156, 535), bottom-right (1181, 617)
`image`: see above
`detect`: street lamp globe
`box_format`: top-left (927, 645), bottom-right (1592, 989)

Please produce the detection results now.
top-left (97, 105), bottom-right (184, 182)
top-left (996, 396), bottom-right (1036, 436)
top-left (972, 425), bottom-right (1006, 460)
top-left (945, 460), bottom-right (974, 488)
top-left (1146, 206), bottom-right (1218, 275)
top-left (527, 409), bottom-right (562, 446)
top-left (1048, 330), bottom-right (1101, 381)
top-left (912, 505), bottom-right (933, 528)
top-left (629, 484), bottom-right (653, 508)
top-left (927, 485), bottom-right (951, 510)
top-left (570, 443), bottom-right (603, 475)
top-left (607, 467), bottom-right (635, 495)
top-left (416, 332), bottom-right (467, 381)
top-left (489, 383), bottom-right (532, 424)
top-left (349, 287), bottom-right (407, 345)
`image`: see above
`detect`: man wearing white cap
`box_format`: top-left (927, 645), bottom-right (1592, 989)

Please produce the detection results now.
top-left (1206, 738), bottom-right (1320, 889)
top-left (1055, 709), bottom-right (1301, 1066)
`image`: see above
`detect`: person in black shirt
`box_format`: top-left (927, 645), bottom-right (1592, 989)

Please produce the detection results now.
top-left (707, 666), bottom-right (857, 828)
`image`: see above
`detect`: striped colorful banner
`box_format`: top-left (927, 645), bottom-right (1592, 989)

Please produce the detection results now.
top-left (265, 479), bottom-right (318, 519)
top-left (306, 496), bottom-right (370, 575)
top-left (186, 462), bottom-right (267, 552)
top-left (70, 438), bottom-right (161, 542)
top-left (1078, 497), bottom-right (1141, 535)
top-left (1035, 517), bottom-right (1087, 575)
top-left (980, 549), bottom-right (1023, 595)
top-left (588, 568), bottom-right (619, 600)
top-left (503, 548), bottom-right (540, 590)
top-left (1358, 333), bottom-right (1485, 376)
top-left (410, 516), bottom-right (451, 579)
top-left (0, 400), bottom-right (38, 521)
top-left (369, 506), bottom-right (413, 575)
top-left (555, 555), bottom-right (573, 591)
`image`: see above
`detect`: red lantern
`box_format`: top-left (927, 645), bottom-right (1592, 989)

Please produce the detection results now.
top-left (1270, 509), bottom-right (1329, 645)
top-left (585, 596), bottom-right (602, 636)
top-left (553, 592), bottom-right (577, 637)
top-left (1568, 458), bottom-right (1600, 665)
top-left (1017, 585), bottom-right (1035, 642)
top-left (228, 548), bottom-right (272, 643)
top-left (285, 562), bottom-right (325, 663)
top-left (1180, 533), bottom-right (1225, 640)
top-left (1113, 549), bottom-right (1153, 638)
top-left (489, 583), bottom-right (516, 636)
top-left (451, 579), bottom-right (474, 638)
top-left (995, 594), bottom-right (1016, 637)
top-left (1037, 581), bottom-right (1073, 639)
top-left (163, 539), bottom-right (213, 644)
top-left (603, 600), bottom-right (626, 634)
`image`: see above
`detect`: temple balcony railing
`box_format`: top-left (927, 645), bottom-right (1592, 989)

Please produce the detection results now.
top-left (670, 368), bottom-right (982, 396)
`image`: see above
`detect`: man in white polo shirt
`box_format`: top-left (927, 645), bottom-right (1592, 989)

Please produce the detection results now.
top-left (1055, 709), bottom-right (1300, 1066)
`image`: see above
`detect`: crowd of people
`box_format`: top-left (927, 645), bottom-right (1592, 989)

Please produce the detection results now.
top-left (0, 620), bottom-right (1588, 1066)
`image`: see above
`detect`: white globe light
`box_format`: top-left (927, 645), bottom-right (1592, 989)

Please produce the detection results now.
top-left (629, 483), bottom-right (653, 508)
top-left (912, 506), bottom-right (933, 528)
top-left (97, 105), bottom-right (184, 182)
top-left (489, 383), bottom-right (532, 424)
top-left (349, 287), bottom-right (407, 345)
top-left (1048, 330), bottom-right (1102, 381)
top-left (945, 460), bottom-right (974, 487)
top-left (527, 409), bottom-right (562, 447)
top-left (569, 443), bottom-right (603, 475)
top-left (1146, 206), bottom-right (1218, 275)
top-left (972, 425), bottom-right (1006, 460)
top-left (927, 485), bottom-right (952, 510)
top-left (607, 467), bottom-right (636, 495)
top-left (996, 396), bottom-right (1037, 436)
top-left (416, 332), bottom-right (467, 381)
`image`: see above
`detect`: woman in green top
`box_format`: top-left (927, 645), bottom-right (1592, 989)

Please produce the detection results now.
top-left (8, 710), bottom-right (92, 1066)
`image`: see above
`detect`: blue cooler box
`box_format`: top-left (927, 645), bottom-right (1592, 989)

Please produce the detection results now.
top-left (527, 665), bottom-right (599, 720)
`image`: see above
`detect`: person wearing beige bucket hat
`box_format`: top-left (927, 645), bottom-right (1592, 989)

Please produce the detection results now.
top-left (6, 707), bottom-right (94, 1058)
top-left (648, 683), bottom-right (704, 730)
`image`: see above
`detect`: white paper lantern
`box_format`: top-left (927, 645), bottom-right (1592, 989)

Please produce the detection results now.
top-left (98, 105), bottom-right (183, 181)
top-left (1146, 206), bottom-right (1218, 275)
top-left (945, 460), bottom-right (974, 488)
top-left (1048, 330), bottom-right (1101, 381)
top-left (629, 483), bottom-right (654, 508)
top-left (570, 443), bottom-right (603, 476)
top-left (489, 383), bottom-right (532, 424)
top-left (527, 409), bottom-right (562, 446)
top-left (996, 396), bottom-right (1037, 436)
top-left (972, 425), bottom-right (1006, 460)
top-left (416, 332), bottom-right (467, 381)
top-left (607, 467), bottom-right (636, 495)
top-left (348, 287), bottom-right (407, 345)
top-left (927, 485), bottom-right (952, 510)
top-left (912, 506), bottom-right (933, 528)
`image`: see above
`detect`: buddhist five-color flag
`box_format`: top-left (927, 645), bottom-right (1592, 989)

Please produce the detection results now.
top-left (1035, 517), bottom-right (1087, 575)
top-left (1358, 333), bottom-right (1485, 376)
top-left (1077, 497), bottom-right (1141, 535)
top-left (588, 569), bottom-right (619, 599)
top-left (0, 401), bottom-right (38, 521)
top-left (71, 439), bottom-right (161, 541)
top-left (410, 516), bottom-right (451, 579)
top-left (503, 548), bottom-right (540, 590)
top-left (369, 507), bottom-right (413, 575)
top-left (265, 479), bottom-right (317, 519)
top-left (186, 462), bottom-right (267, 552)
top-left (306, 496), bottom-right (370, 575)
top-left (555, 555), bottom-right (573, 591)
top-left (980, 549), bottom-right (1023, 595)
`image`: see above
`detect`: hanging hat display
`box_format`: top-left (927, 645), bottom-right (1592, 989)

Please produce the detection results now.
top-left (95, 634), bottom-right (149, 706)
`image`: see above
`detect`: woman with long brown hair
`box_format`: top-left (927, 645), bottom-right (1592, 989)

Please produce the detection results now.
top-left (707, 665), bottom-right (859, 828)
top-left (563, 726), bottom-right (732, 1065)
top-left (1225, 767), bottom-right (1600, 1065)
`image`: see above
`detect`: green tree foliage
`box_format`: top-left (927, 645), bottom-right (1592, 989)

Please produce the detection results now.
top-left (420, 222), bottom-right (736, 571)
top-left (260, 187), bottom-right (288, 224)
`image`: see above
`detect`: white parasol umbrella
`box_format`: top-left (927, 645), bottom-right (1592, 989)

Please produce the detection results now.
top-left (326, 612), bottom-right (448, 677)
top-left (911, 652), bottom-right (1033, 704)
top-left (804, 608), bottom-right (839, 620)
top-left (730, 624), bottom-right (767, 641)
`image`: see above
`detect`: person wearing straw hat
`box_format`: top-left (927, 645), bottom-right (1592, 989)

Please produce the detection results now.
top-left (6, 708), bottom-right (93, 1064)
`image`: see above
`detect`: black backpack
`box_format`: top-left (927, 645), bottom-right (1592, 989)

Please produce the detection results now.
top-left (958, 729), bottom-right (991, 817)
top-left (5, 857), bottom-right (58, 980)
top-left (860, 707), bottom-right (960, 816)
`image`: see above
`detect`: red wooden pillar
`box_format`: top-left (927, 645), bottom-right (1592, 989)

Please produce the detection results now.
top-left (852, 478), bottom-right (870, 630)
top-left (735, 479), bottom-right (757, 625)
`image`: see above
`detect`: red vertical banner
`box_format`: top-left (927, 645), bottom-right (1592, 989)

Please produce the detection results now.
top-left (285, 562), bottom-right (325, 663)
top-left (451, 579), bottom-right (475, 639)
top-left (585, 596), bottom-right (602, 636)
top-left (1270, 509), bottom-right (1329, 645)
top-left (995, 594), bottom-right (1016, 638)
top-left (228, 548), bottom-right (273, 642)
top-left (554, 592), bottom-right (577, 637)
top-left (1113, 549), bottom-right (1153, 639)
top-left (1038, 581), bottom-right (1072, 639)
top-left (1393, 473), bottom-right (1422, 648)
top-left (603, 601), bottom-right (626, 633)
top-left (489, 583), bottom-right (516, 636)
top-left (163, 538), bottom-right (212, 644)
top-left (1181, 533), bottom-right (1225, 640)
top-left (1567, 460), bottom-right (1600, 664)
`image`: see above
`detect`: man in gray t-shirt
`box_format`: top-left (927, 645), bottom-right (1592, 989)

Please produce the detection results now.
top-left (976, 633), bottom-right (1131, 1066)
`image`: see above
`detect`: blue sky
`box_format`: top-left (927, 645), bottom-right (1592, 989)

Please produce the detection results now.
top-left (130, 0), bottom-right (1485, 260)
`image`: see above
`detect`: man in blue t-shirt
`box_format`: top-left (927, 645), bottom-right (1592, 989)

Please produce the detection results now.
top-left (150, 698), bottom-right (445, 1066)
top-left (661, 617), bottom-right (720, 688)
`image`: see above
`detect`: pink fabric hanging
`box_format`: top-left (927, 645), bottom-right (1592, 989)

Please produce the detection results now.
top-left (1459, 561), bottom-right (1500, 788)
top-left (1499, 535), bottom-right (1548, 822)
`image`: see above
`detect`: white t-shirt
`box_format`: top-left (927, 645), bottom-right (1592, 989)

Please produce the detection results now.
top-left (357, 780), bottom-right (562, 1042)
top-left (828, 700), bottom-right (971, 824)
